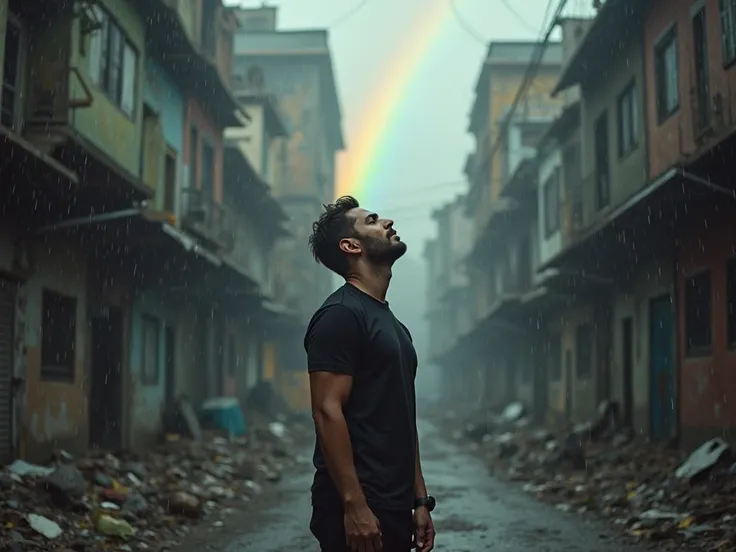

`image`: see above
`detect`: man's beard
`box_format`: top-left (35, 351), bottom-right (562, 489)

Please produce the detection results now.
top-left (359, 234), bottom-right (407, 265)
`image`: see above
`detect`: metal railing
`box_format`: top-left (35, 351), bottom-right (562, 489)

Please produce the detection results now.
top-left (181, 187), bottom-right (234, 251)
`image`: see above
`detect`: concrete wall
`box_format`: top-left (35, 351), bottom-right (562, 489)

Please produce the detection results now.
top-left (21, 237), bottom-right (89, 461)
top-left (645, 0), bottom-right (736, 178)
top-left (610, 259), bottom-right (673, 436)
top-left (579, 36), bottom-right (646, 225)
top-left (225, 104), bottom-right (265, 177)
top-left (71, 0), bottom-right (145, 176)
top-left (128, 289), bottom-right (181, 448)
top-left (185, 97), bottom-right (224, 202)
top-left (144, 58), bottom-right (185, 153)
top-left (537, 147), bottom-right (563, 265)
top-left (676, 205), bottom-right (736, 442)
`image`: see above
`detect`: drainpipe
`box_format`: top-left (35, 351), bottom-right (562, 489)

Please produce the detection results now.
top-left (34, 205), bottom-right (147, 234)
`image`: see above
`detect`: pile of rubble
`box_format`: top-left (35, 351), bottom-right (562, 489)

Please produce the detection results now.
top-left (453, 402), bottom-right (736, 551)
top-left (0, 418), bottom-right (307, 551)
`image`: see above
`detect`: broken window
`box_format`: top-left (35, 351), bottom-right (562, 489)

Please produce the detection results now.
top-left (575, 323), bottom-right (593, 379)
top-left (654, 26), bottom-right (679, 122)
top-left (685, 271), bottom-right (712, 357)
top-left (142, 315), bottom-right (160, 385)
top-left (617, 80), bottom-right (638, 157)
top-left (87, 6), bottom-right (138, 117)
top-left (41, 291), bottom-right (77, 383)
top-left (727, 259), bottom-right (736, 348)
top-left (720, 0), bottom-right (736, 65)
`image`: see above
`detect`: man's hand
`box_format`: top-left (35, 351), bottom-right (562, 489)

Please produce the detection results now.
top-left (414, 507), bottom-right (435, 551)
top-left (344, 501), bottom-right (382, 552)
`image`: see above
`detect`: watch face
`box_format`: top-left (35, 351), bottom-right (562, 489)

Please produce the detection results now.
top-left (427, 496), bottom-right (436, 512)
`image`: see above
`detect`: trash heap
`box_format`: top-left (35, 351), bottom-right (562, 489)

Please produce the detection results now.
top-left (453, 402), bottom-right (736, 551)
top-left (0, 419), bottom-right (306, 551)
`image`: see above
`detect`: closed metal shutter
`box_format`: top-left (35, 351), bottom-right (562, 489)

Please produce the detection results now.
top-left (0, 278), bottom-right (16, 464)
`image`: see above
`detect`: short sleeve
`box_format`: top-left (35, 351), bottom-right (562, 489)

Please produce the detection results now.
top-left (304, 305), bottom-right (362, 375)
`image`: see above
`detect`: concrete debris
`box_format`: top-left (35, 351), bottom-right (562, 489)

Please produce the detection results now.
top-left (451, 402), bottom-right (736, 551)
top-left (0, 416), bottom-right (309, 551)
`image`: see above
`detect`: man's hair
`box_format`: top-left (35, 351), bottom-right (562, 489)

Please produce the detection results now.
top-left (309, 195), bottom-right (360, 276)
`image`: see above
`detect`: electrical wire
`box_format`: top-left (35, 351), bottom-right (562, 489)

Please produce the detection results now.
top-left (448, 0), bottom-right (488, 46)
top-left (499, 0), bottom-right (541, 34)
top-left (327, 0), bottom-right (371, 29)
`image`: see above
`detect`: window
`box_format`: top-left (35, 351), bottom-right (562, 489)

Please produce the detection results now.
top-left (575, 323), bottom-right (593, 379)
top-left (201, 141), bottom-right (215, 199)
top-left (163, 148), bottom-right (177, 213)
top-left (693, 7), bottom-right (711, 133)
top-left (189, 126), bottom-right (199, 188)
top-left (543, 168), bottom-right (560, 237)
top-left (728, 259), bottom-right (736, 347)
top-left (594, 112), bottom-right (610, 210)
top-left (720, 0), bottom-right (736, 65)
top-left (654, 27), bottom-right (679, 122)
top-left (142, 315), bottom-right (160, 385)
top-left (41, 291), bottom-right (77, 382)
top-left (1, 15), bottom-right (25, 130)
top-left (617, 81), bottom-right (638, 157)
top-left (685, 271), bottom-right (712, 356)
top-left (87, 6), bottom-right (138, 117)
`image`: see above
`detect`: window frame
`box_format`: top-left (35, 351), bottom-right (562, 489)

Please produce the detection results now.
top-left (40, 290), bottom-right (77, 383)
top-left (1, 13), bottom-right (27, 131)
top-left (727, 258), bottom-right (736, 349)
top-left (543, 167), bottom-right (560, 238)
top-left (720, 0), bottom-right (736, 67)
top-left (684, 270), bottom-right (712, 357)
top-left (617, 80), bottom-right (639, 157)
top-left (654, 25), bottom-right (680, 123)
top-left (87, 5), bottom-right (138, 119)
top-left (141, 314), bottom-right (160, 385)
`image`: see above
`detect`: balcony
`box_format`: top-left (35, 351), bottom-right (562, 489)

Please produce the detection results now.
top-left (181, 188), bottom-right (234, 251)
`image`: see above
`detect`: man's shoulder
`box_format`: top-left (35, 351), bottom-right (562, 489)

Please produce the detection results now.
top-left (315, 285), bottom-right (364, 315)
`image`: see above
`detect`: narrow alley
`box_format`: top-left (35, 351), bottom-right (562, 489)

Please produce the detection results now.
top-left (201, 421), bottom-right (642, 552)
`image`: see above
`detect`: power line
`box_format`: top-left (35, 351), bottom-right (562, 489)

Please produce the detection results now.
top-left (499, 0), bottom-right (540, 34)
top-left (327, 0), bottom-right (371, 29)
top-left (484, 0), bottom-right (569, 173)
top-left (448, 0), bottom-right (488, 45)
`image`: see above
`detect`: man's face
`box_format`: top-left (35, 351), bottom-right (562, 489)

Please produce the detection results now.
top-left (344, 207), bottom-right (407, 265)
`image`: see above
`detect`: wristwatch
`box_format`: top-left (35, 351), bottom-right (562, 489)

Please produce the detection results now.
top-left (414, 496), bottom-right (436, 512)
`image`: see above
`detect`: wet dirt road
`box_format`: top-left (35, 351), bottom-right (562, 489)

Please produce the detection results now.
top-left (208, 421), bottom-right (644, 551)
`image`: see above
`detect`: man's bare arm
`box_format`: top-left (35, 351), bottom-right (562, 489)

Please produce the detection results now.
top-left (414, 431), bottom-right (427, 499)
top-left (310, 371), bottom-right (366, 507)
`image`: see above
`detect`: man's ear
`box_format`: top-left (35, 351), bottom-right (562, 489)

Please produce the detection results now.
top-left (339, 237), bottom-right (361, 256)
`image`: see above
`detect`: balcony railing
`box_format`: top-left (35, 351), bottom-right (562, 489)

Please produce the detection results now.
top-left (181, 187), bottom-right (234, 251)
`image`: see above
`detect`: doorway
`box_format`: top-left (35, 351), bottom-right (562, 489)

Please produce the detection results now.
top-left (0, 277), bottom-right (17, 464)
top-left (650, 295), bottom-right (675, 440)
top-left (564, 349), bottom-right (573, 420)
top-left (89, 306), bottom-right (124, 450)
top-left (622, 317), bottom-right (634, 426)
top-left (164, 325), bottom-right (176, 405)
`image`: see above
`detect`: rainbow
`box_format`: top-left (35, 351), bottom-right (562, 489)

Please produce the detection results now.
top-left (335, 3), bottom-right (452, 203)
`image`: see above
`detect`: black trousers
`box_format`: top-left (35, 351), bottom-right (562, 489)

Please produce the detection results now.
top-left (310, 505), bottom-right (413, 552)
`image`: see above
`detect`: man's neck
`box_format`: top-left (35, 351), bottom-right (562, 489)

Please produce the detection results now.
top-left (346, 265), bottom-right (392, 303)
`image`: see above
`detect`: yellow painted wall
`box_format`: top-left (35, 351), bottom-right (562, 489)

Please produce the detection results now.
top-left (487, 68), bottom-right (563, 202)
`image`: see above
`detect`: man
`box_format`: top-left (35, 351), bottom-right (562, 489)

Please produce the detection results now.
top-left (304, 196), bottom-right (436, 552)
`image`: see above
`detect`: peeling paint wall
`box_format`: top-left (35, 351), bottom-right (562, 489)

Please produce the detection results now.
top-left (677, 205), bottom-right (736, 443)
top-left (129, 289), bottom-right (183, 449)
top-left (610, 259), bottom-right (673, 437)
top-left (185, 97), bottom-right (224, 203)
top-left (23, 238), bottom-right (89, 461)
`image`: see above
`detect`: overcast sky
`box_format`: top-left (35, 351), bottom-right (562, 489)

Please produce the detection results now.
top-left (226, 0), bottom-right (575, 257)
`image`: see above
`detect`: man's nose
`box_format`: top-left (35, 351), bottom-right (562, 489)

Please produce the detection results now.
top-left (383, 219), bottom-right (394, 229)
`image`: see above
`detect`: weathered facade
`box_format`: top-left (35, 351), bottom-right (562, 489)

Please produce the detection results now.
top-left (0, 0), bottom-right (286, 463)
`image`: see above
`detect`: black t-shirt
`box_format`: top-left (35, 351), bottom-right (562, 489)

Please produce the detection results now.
top-left (304, 283), bottom-right (418, 512)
